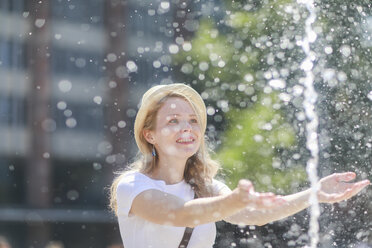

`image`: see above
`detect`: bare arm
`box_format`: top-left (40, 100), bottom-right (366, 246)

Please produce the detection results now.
top-left (222, 187), bottom-right (311, 226)
top-left (130, 180), bottom-right (285, 228)
top-left (222, 172), bottom-right (370, 226)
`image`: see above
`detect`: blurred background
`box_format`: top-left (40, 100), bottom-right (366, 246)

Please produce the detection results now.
top-left (0, 0), bottom-right (371, 247)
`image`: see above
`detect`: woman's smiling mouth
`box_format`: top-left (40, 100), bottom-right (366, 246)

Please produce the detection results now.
top-left (176, 138), bottom-right (195, 144)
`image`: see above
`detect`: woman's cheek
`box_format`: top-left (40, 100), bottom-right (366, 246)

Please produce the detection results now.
top-left (193, 126), bottom-right (201, 134)
top-left (172, 126), bottom-right (181, 133)
top-left (160, 127), bottom-right (171, 136)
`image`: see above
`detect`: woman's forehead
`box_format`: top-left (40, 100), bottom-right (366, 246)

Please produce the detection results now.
top-left (157, 97), bottom-right (196, 115)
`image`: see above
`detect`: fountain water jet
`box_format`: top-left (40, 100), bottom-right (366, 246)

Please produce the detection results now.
top-left (297, 0), bottom-right (320, 247)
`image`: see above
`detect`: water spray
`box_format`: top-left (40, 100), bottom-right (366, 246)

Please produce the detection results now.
top-left (297, 0), bottom-right (320, 247)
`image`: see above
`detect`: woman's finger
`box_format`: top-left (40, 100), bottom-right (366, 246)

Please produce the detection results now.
top-left (334, 172), bottom-right (356, 182)
top-left (349, 180), bottom-right (370, 195)
top-left (238, 179), bottom-right (253, 191)
top-left (334, 180), bottom-right (370, 202)
top-left (357, 179), bottom-right (370, 187)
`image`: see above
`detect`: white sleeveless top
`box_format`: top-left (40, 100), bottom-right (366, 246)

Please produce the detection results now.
top-left (116, 171), bottom-right (228, 248)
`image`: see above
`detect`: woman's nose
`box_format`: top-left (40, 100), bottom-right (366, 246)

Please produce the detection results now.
top-left (181, 121), bottom-right (192, 132)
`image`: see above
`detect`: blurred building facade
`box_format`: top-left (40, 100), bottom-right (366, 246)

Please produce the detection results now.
top-left (0, 0), bottom-right (185, 247)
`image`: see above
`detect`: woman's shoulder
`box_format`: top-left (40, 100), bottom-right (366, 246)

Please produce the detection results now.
top-left (117, 170), bottom-right (153, 185)
top-left (116, 171), bottom-right (160, 199)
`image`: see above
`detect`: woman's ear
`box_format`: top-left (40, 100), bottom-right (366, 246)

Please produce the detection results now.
top-left (143, 129), bottom-right (155, 144)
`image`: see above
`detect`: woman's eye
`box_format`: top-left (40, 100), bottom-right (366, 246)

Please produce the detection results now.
top-left (169, 119), bottom-right (178, 124)
top-left (190, 119), bottom-right (198, 123)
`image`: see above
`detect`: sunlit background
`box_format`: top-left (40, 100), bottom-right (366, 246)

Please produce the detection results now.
top-left (0, 0), bottom-right (371, 247)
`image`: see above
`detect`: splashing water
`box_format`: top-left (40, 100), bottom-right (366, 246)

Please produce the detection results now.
top-left (297, 0), bottom-right (320, 247)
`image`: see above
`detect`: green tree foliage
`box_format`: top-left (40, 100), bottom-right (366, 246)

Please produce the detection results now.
top-left (216, 94), bottom-right (306, 194)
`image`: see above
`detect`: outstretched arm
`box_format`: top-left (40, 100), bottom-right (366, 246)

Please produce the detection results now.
top-left (222, 172), bottom-right (370, 226)
top-left (129, 180), bottom-right (285, 228)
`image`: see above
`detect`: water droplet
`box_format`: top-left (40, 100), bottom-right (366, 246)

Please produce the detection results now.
top-left (57, 101), bottom-right (67, 110)
top-left (58, 80), bottom-right (72, 93)
top-left (181, 63), bottom-right (193, 74)
top-left (237, 84), bottom-right (246, 91)
top-left (293, 153), bottom-right (301, 160)
top-left (67, 190), bottom-right (79, 200)
top-left (116, 66), bottom-right (128, 78)
top-left (199, 62), bottom-right (209, 71)
top-left (64, 109), bottom-right (72, 117)
top-left (296, 112), bottom-right (305, 121)
top-left (148, 9), bottom-right (156, 16)
top-left (292, 85), bottom-right (303, 96)
top-left (137, 47), bottom-right (144, 54)
top-left (340, 45), bottom-right (351, 57)
top-left (337, 71), bottom-right (347, 82)
top-left (98, 141), bottom-right (113, 155)
top-left (66, 118), bottom-right (77, 128)
top-left (253, 135), bottom-right (263, 143)
top-left (160, 1), bottom-right (170, 10)
top-left (279, 93), bottom-right (291, 102)
top-left (35, 19), bottom-right (45, 28)
top-left (169, 44), bottom-right (179, 54)
top-left (182, 42), bottom-right (192, 51)
top-left (118, 121), bottom-right (126, 128)
top-left (263, 86), bottom-right (272, 94)
top-left (75, 58), bottom-right (86, 68)
top-left (244, 74), bottom-right (254, 82)
top-left (93, 163), bottom-right (102, 170)
top-left (93, 96), bottom-right (102, 105)
top-left (324, 46), bottom-right (333, 54)
top-left (209, 53), bottom-right (218, 61)
top-left (206, 106), bottom-right (215, 116)
top-left (153, 60), bottom-right (161, 68)
top-left (126, 61), bottom-right (138, 72)
top-left (106, 155), bottom-right (116, 164)
top-left (107, 53), bottom-right (117, 62)
top-left (126, 109), bottom-right (137, 118)
top-left (323, 69), bottom-right (335, 81)
top-left (268, 79), bottom-right (286, 89)
top-left (109, 81), bottom-right (117, 88)
top-left (262, 123), bottom-right (272, 131)
top-left (217, 60), bottom-right (225, 68)
top-left (110, 126), bottom-right (118, 133)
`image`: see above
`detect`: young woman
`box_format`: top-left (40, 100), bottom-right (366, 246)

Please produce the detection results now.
top-left (109, 83), bottom-right (369, 248)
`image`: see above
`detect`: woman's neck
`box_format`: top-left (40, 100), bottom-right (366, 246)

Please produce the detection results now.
top-left (148, 156), bottom-right (187, 184)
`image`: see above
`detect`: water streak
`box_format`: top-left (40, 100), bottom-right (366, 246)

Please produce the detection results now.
top-left (297, 0), bottom-right (320, 247)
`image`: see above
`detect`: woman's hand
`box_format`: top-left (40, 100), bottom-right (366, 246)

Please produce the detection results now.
top-left (233, 179), bottom-right (286, 210)
top-left (317, 172), bottom-right (370, 204)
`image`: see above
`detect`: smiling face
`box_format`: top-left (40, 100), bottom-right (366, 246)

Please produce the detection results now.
top-left (144, 97), bottom-right (202, 160)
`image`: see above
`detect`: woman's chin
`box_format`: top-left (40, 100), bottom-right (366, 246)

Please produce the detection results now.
top-left (176, 149), bottom-right (198, 159)
top-left (162, 144), bottom-right (199, 159)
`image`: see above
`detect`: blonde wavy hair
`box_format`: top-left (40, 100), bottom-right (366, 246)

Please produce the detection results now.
top-left (109, 83), bottom-right (220, 215)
